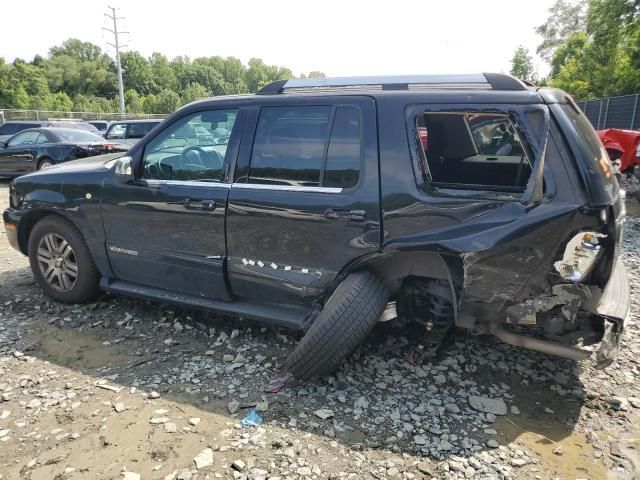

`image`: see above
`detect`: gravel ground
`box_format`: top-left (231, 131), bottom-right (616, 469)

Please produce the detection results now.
top-left (0, 178), bottom-right (638, 480)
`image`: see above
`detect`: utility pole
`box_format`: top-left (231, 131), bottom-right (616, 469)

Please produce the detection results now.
top-left (104, 6), bottom-right (128, 114)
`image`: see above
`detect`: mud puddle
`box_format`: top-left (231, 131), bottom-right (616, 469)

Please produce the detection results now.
top-left (26, 323), bottom-right (128, 369)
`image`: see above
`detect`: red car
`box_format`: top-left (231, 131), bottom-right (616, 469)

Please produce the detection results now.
top-left (597, 128), bottom-right (640, 177)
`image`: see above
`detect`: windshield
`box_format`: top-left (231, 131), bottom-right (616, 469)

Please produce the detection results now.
top-left (57, 130), bottom-right (106, 143)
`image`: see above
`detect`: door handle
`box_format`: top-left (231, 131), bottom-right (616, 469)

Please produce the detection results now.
top-left (168, 198), bottom-right (217, 211)
top-left (324, 208), bottom-right (366, 221)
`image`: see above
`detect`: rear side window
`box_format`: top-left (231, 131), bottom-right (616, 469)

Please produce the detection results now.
top-left (0, 123), bottom-right (38, 135)
top-left (416, 112), bottom-right (532, 193)
top-left (128, 122), bottom-right (156, 139)
top-left (106, 124), bottom-right (126, 139)
top-left (249, 106), bottom-right (362, 188)
top-left (559, 103), bottom-right (616, 202)
top-left (0, 124), bottom-right (17, 135)
top-left (324, 107), bottom-right (361, 188)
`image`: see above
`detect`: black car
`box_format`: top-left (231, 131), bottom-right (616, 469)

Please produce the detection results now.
top-left (0, 128), bottom-right (128, 177)
top-left (3, 74), bottom-right (630, 381)
top-left (0, 120), bottom-right (100, 143)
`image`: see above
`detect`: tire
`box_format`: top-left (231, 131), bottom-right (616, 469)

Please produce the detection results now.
top-left (286, 271), bottom-right (389, 380)
top-left (38, 158), bottom-right (54, 170)
top-left (28, 216), bottom-right (101, 303)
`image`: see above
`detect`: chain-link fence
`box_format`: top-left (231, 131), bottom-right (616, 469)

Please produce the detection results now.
top-left (576, 94), bottom-right (640, 130)
top-left (0, 109), bottom-right (166, 123)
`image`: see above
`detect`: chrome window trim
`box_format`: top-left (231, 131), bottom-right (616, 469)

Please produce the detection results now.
top-left (145, 179), bottom-right (232, 188)
top-left (231, 183), bottom-right (342, 194)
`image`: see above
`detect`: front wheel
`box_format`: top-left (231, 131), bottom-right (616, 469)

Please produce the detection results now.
top-left (28, 216), bottom-right (101, 303)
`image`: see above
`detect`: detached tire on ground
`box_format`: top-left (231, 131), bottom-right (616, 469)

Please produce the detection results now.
top-left (286, 271), bottom-right (389, 380)
top-left (28, 216), bottom-right (101, 304)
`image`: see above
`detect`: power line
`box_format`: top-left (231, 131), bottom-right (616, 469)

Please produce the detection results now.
top-left (103, 6), bottom-right (128, 114)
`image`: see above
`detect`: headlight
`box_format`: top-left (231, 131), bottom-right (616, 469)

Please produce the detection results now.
top-left (635, 141), bottom-right (640, 158)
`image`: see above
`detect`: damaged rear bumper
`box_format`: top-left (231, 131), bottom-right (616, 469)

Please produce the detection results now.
top-left (591, 258), bottom-right (629, 367)
top-left (496, 258), bottom-right (629, 367)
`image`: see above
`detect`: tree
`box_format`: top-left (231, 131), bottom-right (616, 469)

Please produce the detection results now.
top-left (547, 0), bottom-right (640, 98)
top-left (149, 53), bottom-right (177, 92)
top-left (124, 89), bottom-right (144, 113)
top-left (180, 82), bottom-right (210, 104)
top-left (153, 89), bottom-right (181, 114)
top-left (121, 52), bottom-right (156, 96)
top-left (510, 46), bottom-right (536, 81)
top-left (0, 37), bottom-right (325, 114)
top-left (536, 0), bottom-right (587, 61)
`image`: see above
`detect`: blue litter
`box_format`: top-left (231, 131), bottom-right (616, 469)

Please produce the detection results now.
top-left (241, 409), bottom-right (263, 427)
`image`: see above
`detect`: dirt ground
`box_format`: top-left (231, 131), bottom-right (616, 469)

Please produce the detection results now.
top-left (0, 178), bottom-right (639, 480)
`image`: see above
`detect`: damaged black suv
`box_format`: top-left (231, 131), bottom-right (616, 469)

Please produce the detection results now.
top-left (3, 73), bottom-right (629, 379)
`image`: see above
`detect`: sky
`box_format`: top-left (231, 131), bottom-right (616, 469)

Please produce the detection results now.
top-left (1, 0), bottom-right (556, 77)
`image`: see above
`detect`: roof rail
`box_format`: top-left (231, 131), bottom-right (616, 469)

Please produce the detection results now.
top-left (256, 73), bottom-right (527, 95)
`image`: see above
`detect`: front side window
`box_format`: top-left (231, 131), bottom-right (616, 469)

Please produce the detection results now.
top-left (417, 112), bottom-right (532, 192)
top-left (106, 124), bottom-right (126, 139)
top-left (143, 109), bottom-right (238, 182)
top-left (249, 105), bottom-right (362, 188)
top-left (8, 131), bottom-right (40, 147)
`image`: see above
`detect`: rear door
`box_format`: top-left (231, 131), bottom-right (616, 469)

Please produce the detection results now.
top-left (226, 96), bottom-right (380, 305)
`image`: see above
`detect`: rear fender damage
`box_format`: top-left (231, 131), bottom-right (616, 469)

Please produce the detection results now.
top-left (450, 211), bottom-right (626, 367)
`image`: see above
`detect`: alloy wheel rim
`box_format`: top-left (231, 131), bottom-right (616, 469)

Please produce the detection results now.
top-left (40, 162), bottom-right (52, 169)
top-left (37, 233), bottom-right (78, 292)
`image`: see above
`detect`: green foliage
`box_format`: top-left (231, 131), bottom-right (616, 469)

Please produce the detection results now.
top-left (541, 0), bottom-right (640, 99)
top-left (0, 38), bottom-right (323, 114)
top-left (510, 46), bottom-right (536, 81)
top-left (536, 0), bottom-right (587, 61)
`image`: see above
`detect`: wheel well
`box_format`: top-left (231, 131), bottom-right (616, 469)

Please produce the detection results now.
top-left (360, 251), bottom-right (462, 296)
top-left (17, 210), bottom-right (64, 255)
top-left (605, 148), bottom-right (623, 161)
top-left (36, 157), bottom-right (53, 169)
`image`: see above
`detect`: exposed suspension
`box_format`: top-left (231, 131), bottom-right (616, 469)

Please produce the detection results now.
top-left (397, 278), bottom-right (455, 357)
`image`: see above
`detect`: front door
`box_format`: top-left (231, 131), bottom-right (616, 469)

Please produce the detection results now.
top-left (226, 98), bottom-right (381, 305)
top-left (101, 108), bottom-right (244, 300)
top-left (0, 131), bottom-right (39, 174)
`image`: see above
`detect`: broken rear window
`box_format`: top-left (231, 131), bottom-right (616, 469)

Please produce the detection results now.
top-left (416, 112), bottom-right (533, 194)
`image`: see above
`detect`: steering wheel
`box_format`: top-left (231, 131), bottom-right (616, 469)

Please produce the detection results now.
top-left (180, 145), bottom-right (207, 169)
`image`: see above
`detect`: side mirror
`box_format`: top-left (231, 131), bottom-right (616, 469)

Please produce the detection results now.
top-left (0, 141), bottom-right (7, 149)
top-left (114, 156), bottom-right (134, 183)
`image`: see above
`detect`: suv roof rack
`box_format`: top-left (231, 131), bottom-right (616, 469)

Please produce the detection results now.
top-left (256, 73), bottom-right (528, 95)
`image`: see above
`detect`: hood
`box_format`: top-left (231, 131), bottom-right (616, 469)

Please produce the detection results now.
top-left (18, 152), bottom-right (126, 181)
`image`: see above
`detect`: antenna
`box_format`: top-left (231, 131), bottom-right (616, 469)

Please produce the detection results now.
top-left (103, 6), bottom-right (128, 114)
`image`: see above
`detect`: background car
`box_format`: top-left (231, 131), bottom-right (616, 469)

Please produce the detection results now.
top-left (0, 121), bottom-right (52, 142)
top-left (88, 120), bottom-right (111, 132)
top-left (597, 128), bottom-right (640, 177)
top-left (0, 120), bottom-right (100, 143)
top-left (0, 127), bottom-right (128, 177)
top-left (104, 119), bottom-right (162, 146)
